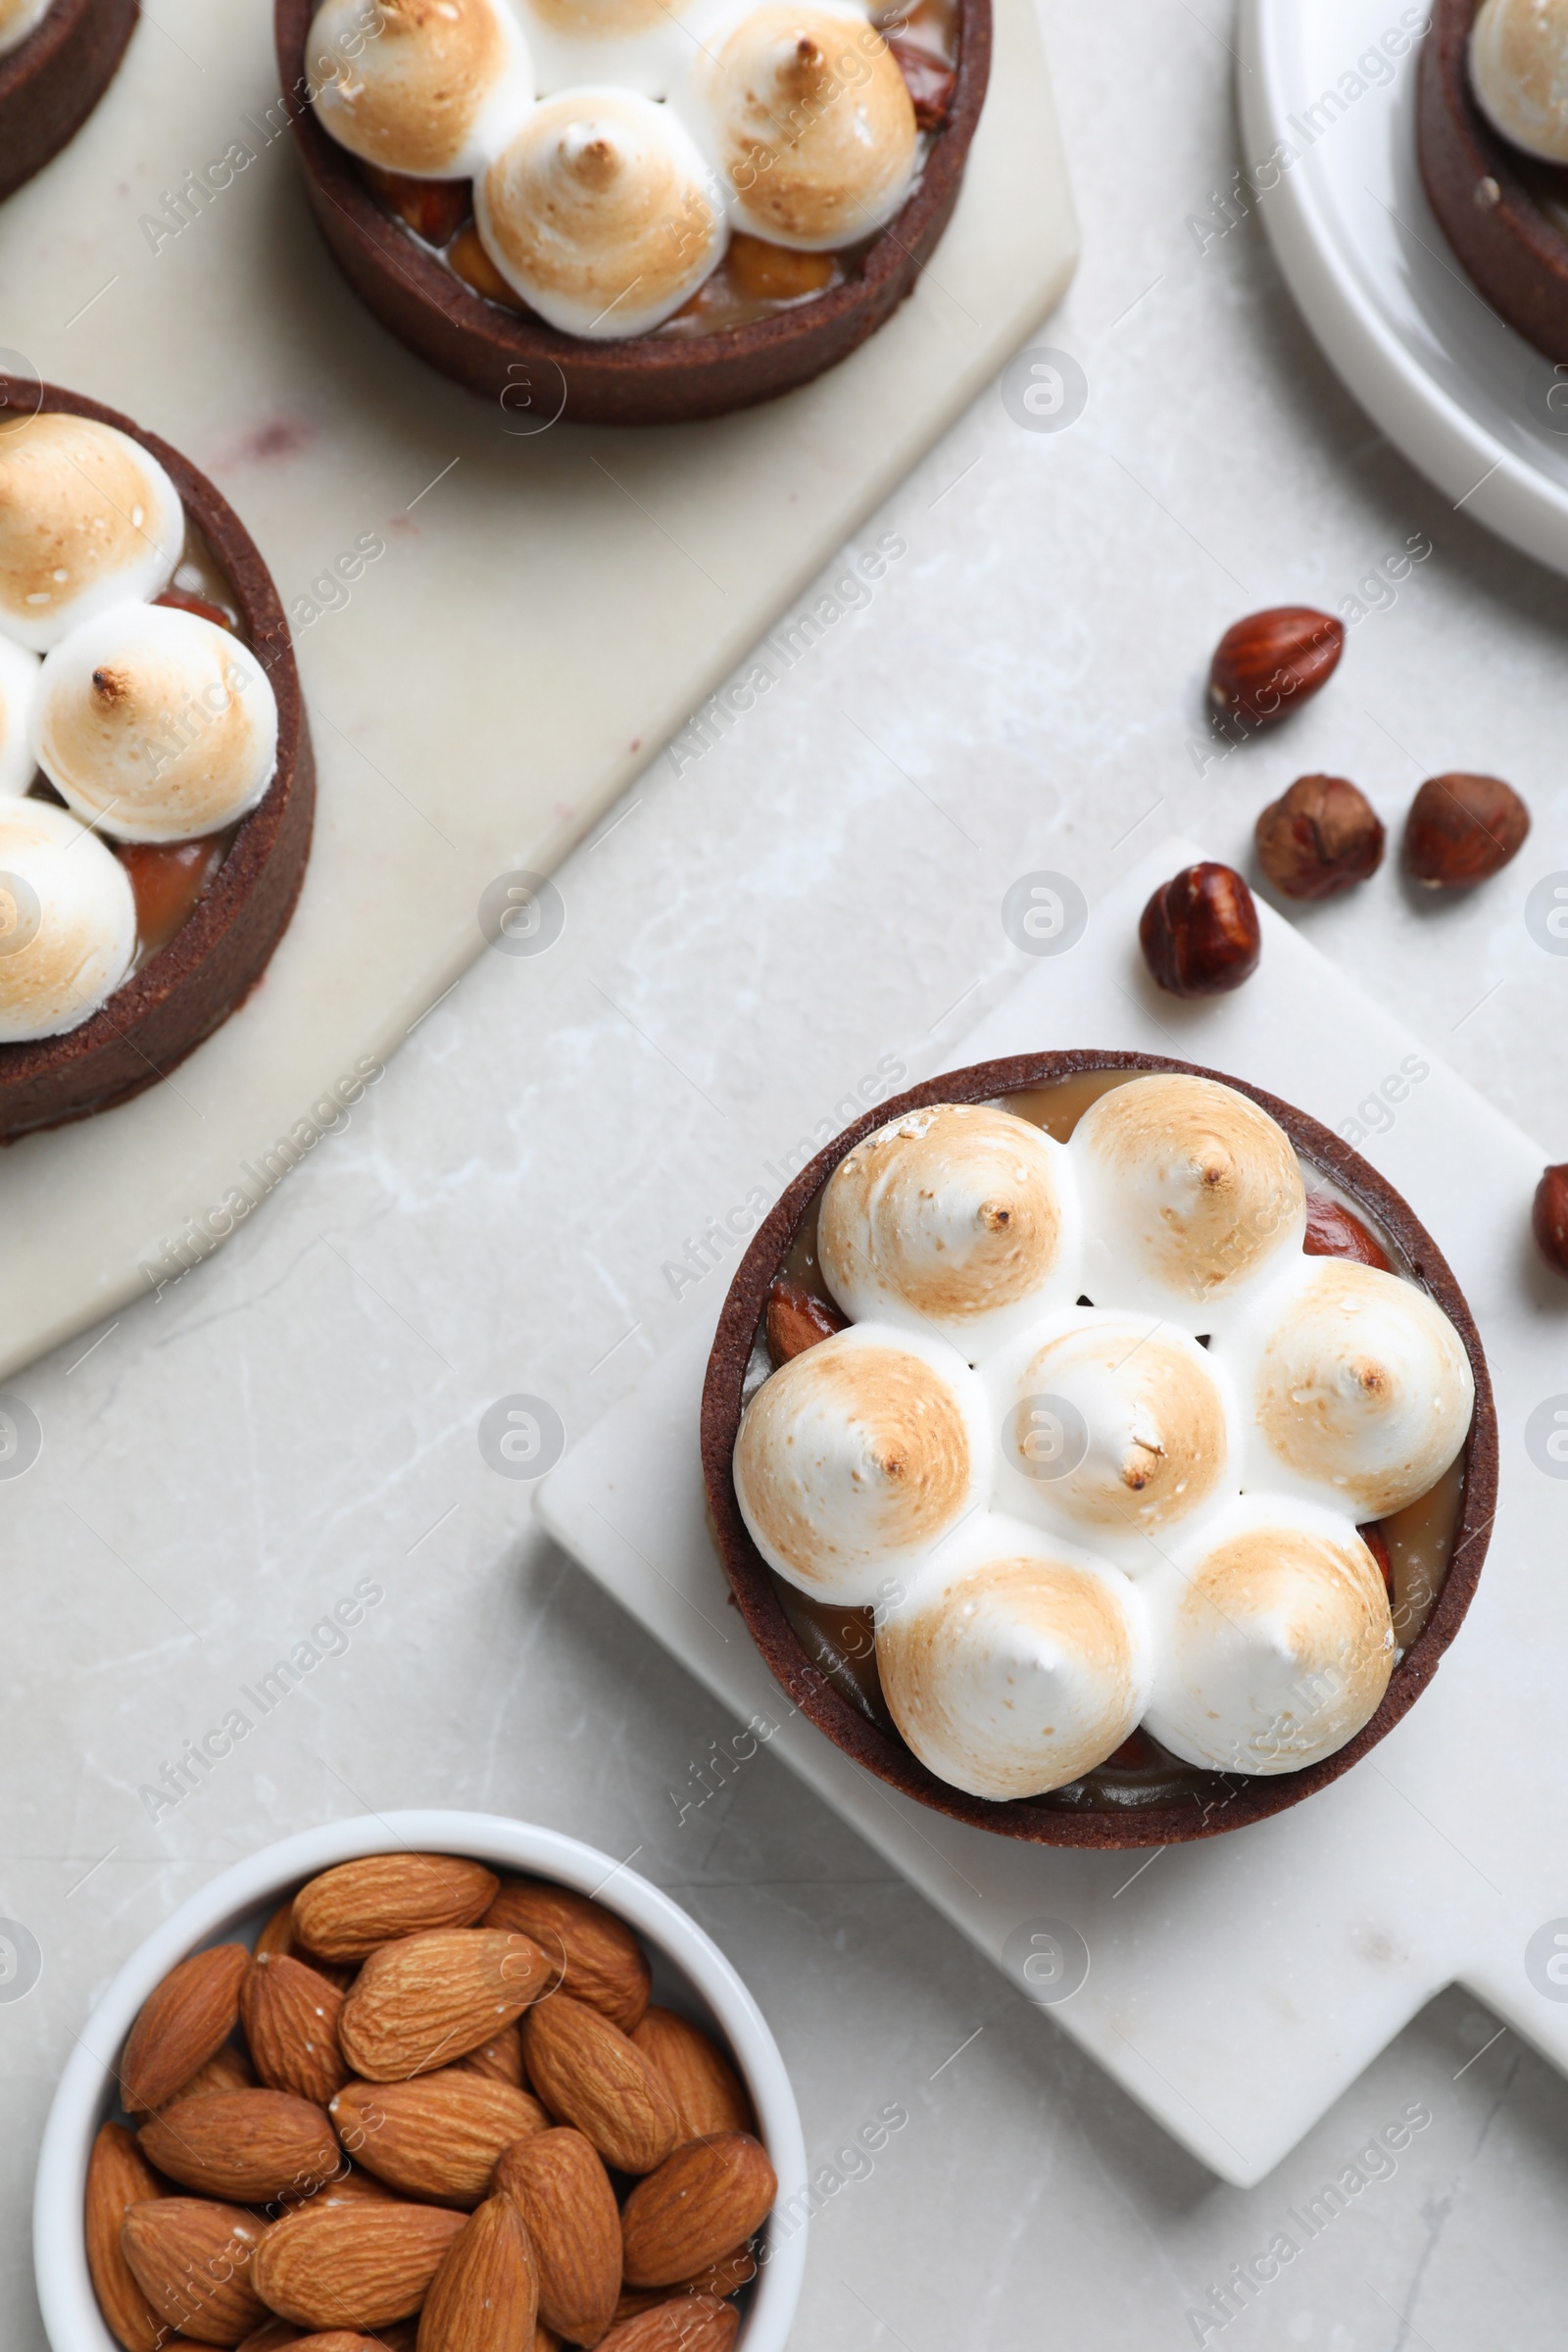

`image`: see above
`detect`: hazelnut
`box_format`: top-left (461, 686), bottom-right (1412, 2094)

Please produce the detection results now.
top-left (1302, 1191), bottom-right (1392, 1271)
top-left (1402, 772), bottom-right (1530, 888)
top-left (1208, 607), bottom-right (1345, 730)
top-left (1532, 1164), bottom-right (1568, 1279)
top-left (766, 1278), bottom-right (847, 1365)
top-left (1254, 774), bottom-right (1385, 901)
top-left (1139, 862), bottom-right (1261, 998)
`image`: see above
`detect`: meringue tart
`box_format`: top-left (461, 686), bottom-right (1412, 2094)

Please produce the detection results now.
top-left (1418, 0), bottom-right (1568, 363)
top-left (0, 0), bottom-right (139, 203)
top-left (0, 379), bottom-right (314, 1139)
top-left (702, 1052), bottom-right (1497, 1849)
top-left (273, 0), bottom-right (990, 424)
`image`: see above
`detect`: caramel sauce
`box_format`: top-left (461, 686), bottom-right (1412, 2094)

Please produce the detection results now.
top-left (747, 1065), bottom-right (1471, 1812)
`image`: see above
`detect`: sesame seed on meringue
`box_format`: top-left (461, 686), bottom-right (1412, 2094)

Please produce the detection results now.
top-left (876, 1514), bottom-right (1153, 1799)
top-left (817, 1102), bottom-right (1081, 1359)
top-left (0, 798), bottom-right (135, 1044)
top-left (308, 0), bottom-right (535, 179)
top-left (1470, 0), bottom-right (1568, 164)
top-left (733, 1319), bottom-right (989, 1606)
top-left (1142, 1497), bottom-right (1395, 1775)
top-left (476, 87), bottom-right (727, 335)
top-left (1071, 1073), bottom-right (1306, 1334)
top-left (687, 1), bottom-right (917, 248)
top-left (34, 601), bottom-right (278, 845)
top-left (0, 634), bottom-right (40, 799)
top-left (1216, 1254), bottom-right (1475, 1521)
top-left (0, 413), bottom-right (183, 654)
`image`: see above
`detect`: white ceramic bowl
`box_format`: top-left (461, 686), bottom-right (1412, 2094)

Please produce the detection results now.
top-left (33, 1810), bottom-right (808, 2352)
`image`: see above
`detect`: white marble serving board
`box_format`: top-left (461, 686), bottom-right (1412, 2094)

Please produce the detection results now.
top-left (539, 833), bottom-right (1568, 2188)
top-left (0, 0), bottom-right (1075, 1384)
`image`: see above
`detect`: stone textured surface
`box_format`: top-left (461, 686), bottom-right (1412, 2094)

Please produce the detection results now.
top-left (4, 0), bottom-right (1568, 2348)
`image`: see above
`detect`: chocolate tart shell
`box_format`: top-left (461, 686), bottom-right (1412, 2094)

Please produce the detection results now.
top-left (0, 379), bottom-right (315, 1141)
top-left (701, 1051), bottom-right (1498, 1850)
top-left (1419, 0), bottom-right (1568, 363)
top-left (0, 0), bottom-right (139, 204)
top-left (273, 0), bottom-right (991, 426)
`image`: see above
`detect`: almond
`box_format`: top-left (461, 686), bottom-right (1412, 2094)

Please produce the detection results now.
top-left (619, 2137), bottom-right (775, 2289)
top-left (289, 2336), bottom-right (413, 2351)
top-left (331, 2072), bottom-right (550, 2205)
top-left (139, 2088), bottom-right (340, 2204)
top-left (235, 2323), bottom-right (302, 2352)
top-left (235, 2317), bottom-right (416, 2351)
top-left (163, 2043), bottom-right (258, 2107)
top-left (611, 2244), bottom-right (756, 2322)
top-left (341, 1933), bottom-right (551, 2081)
top-left (258, 1901), bottom-right (356, 1993)
top-left (597, 2298), bottom-right (737, 2351)
top-left (482, 1886), bottom-right (650, 2033)
top-left (415, 2192), bottom-right (537, 2352)
top-left (244, 1952), bottom-right (351, 2104)
top-left (121, 2196), bottom-right (267, 2344)
top-left (86, 2123), bottom-right (169, 2352)
top-left (121, 1943), bottom-right (250, 2114)
top-left (458, 2023), bottom-right (526, 2089)
top-left (253, 2201), bottom-right (466, 2329)
top-left (493, 2128), bottom-right (620, 2346)
top-left (521, 1998), bottom-right (678, 2176)
top-left (295, 1858), bottom-right (499, 1962)
top-left (534, 2328), bottom-right (563, 2352)
top-left (629, 2012), bottom-right (752, 2142)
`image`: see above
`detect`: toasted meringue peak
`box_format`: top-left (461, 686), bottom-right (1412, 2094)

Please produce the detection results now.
top-left (1219, 1255), bottom-right (1475, 1519)
top-left (733, 1320), bottom-right (988, 1605)
top-left (876, 1515), bottom-right (1152, 1798)
top-left (1470, 0), bottom-right (1568, 163)
top-left (517, 0), bottom-right (708, 97)
top-left (0, 415), bottom-right (183, 654)
top-left (0, 635), bottom-right (40, 799)
top-left (817, 1102), bottom-right (1079, 1357)
top-left (1143, 1498), bottom-right (1394, 1774)
top-left (985, 1307), bottom-right (1236, 1565)
top-left (690, 2), bottom-right (917, 248)
top-left (309, 0), bottom-right (533, 178)
top-left (35, 602), bottom-right (278, 845)
top-left (0, 798), bottom-right (135, 1043)
top-left (476, 88), bottom-right (726, 334)
top-left (0, 0), bottom-right (50, 58)
top-left (1072, 1074), bottom-right (1306, 1331)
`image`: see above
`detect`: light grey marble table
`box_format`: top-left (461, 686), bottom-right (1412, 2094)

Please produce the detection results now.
top-left (6, 2), bottom-right (1568, 2348)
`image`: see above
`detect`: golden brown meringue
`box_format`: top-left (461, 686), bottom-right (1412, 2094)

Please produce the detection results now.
top-left (309, 0), bottom-right (532, 178)
top-left (818, 1102), bottom-right (1078, 1354)
top-left (476, 88), bottom-right (725, 335)
top-left (694, 3), bottom-right (918, 248)
top-left (877, 1517), bottom-right (1152, 1797)
top-left (0, 798), bottom-right (136, 1044)
top-left (0, 415), bottom-right (183, 654)
top-left (1072, 1074), bottom-right (1306, 1328)
top-left (0, 0), bottom-right (50, 57)
top-left (732, 1322), bottom-right (986, 1604)
top-left (1470, 0), bottom-right (1568, 163)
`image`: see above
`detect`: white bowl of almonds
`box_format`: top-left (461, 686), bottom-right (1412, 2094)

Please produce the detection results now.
top-left (34, 1813), bottom-right (806, 2352)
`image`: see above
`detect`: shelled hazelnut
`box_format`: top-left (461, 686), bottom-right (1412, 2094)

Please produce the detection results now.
top-left (1208, 607), bottom-right (1344, 730)
top-left (1533, 1165), bottom-right (1568, 1278)
top-left (1255, 774), bottom-right (1385, 901)
top-left (1139, 862), bottom-right (1261, 998)
top-left (1402, 772), bottom-right (1530, 888)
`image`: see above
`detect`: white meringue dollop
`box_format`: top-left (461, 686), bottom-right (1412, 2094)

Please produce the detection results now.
top-left (0, 414), bottom-right (183, 654)
top-left (1071, 1073), bottom-right (1307, 1334)
top-left (687, 2), bottom-right (918, 248)
top-left (309, 0), bottom-right (535, 178)
top-left (0, 0), bottom-right (51, 58)
top-left (1470, 0), bottom-right (1568, 164)
top-left (476, 87), bottom-right (726, 335)
top-left (0, 634), bottom-right (41, 799)
top-left (876, 1514), bottom-right (1153, 1799)
top-left (817, 1102), bottom-right (1080, 1358)
top-left (733, 1320), bottom-right (988, 1606)
top-left (517, 0), bottom-right (710, 98)
top-left (1142, 1498), bottom-right (1395, 1775)
top-left (1218, 1254), bottom-right (1475, 1520)
top-left (0, 797), bottom-right (136, 1043)
top-left (34, 601), bottom-right (279, 844)
top-left (985, 1306), bottom-right (1238, 1569)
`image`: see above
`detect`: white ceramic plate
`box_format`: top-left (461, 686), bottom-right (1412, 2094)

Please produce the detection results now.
top-left (1239, 0), bottom-right (1568, 575)
top-left (32, 1810), bottom-right (807, 2352)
